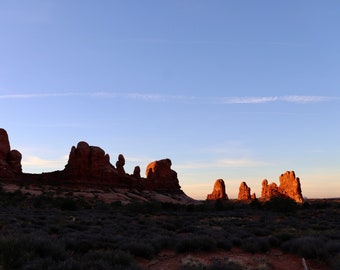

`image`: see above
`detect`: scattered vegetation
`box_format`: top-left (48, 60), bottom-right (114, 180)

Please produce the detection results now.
top-left (0, 186), bottom-right (339, 269)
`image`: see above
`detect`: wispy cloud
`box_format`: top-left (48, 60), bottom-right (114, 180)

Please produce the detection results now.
top-left (220, 96), bottom-right (279, 104)
top-left (0, 92), bottom-right (337, 104)
top-left (176, 158), bottom-right (270, 170)
top-left (0, 92), bottom-right (81, 99)
top-left (22, 155), bottom-right (68, 172)
top-left (219, 95), bottom-right (337, 104)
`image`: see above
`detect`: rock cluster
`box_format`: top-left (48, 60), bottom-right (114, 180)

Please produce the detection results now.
top-left (261, 171), bottom-right (303, 203)
top-left (0, 129), bottom-right (22, 178)
top-left (206, 179), bottom-right (228, 200)
top-left (0, 128), bottom-right (184, 194)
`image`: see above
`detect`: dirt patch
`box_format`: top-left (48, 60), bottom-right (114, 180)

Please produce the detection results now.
top-left (138, 248), bottom-right (328, 270)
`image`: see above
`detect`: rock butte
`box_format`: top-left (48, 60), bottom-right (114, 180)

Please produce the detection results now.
top-left (206, 179), bottom-right (229, 200)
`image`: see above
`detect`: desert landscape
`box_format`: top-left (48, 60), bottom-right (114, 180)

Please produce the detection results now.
top-left (0, 128), bottom-right (339, 270)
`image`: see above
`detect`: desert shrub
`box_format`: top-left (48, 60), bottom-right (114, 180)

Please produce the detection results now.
top-left (253, 228), bottom-right (271, 237)
top-left (241, 237), bottom-right (270, 254)
top-left (249, 198), bottom-right (262, 209)
top-left (326, 240), bottom-right (340, 255)
top-left (85, 249), bottom-right (139, 269)
top-left (122, 241), bottom-right (155, 259)
top-left (176, 236), bottom-right (217, 253)
top-left (150, 235), bottom-right (174, 252)
top-left (230, 237), bottom-right (242, 247)
top-left (273, 232), bottom-right (295, 242)
top-left (55, 197), bottom-right (78, 211)
top-left (31, 193), bottom-right (52, 208)
top-left (0, 234), bottom-right (66, 270)
top-left (281, 236), bottom-right (329, 260)
top-left (268, 236), bottom-right (280, 247)
top-left (207, 259), bottom-right (244, 270)
top-left (330, 253), bottom-right (340, 270)
top-left (263, 197), bottom-right (298, 212)
top-left (216, 238), bottom-right (233, 251)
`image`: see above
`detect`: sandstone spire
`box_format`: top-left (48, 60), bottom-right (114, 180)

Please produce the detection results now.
top-left (238, 181), bottom-right (251, 200)
top-left (206, 179), bottom-right (229, 200)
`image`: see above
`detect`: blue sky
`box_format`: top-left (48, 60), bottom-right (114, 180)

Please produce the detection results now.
top-left (1, 1), bottom-right (339, 199)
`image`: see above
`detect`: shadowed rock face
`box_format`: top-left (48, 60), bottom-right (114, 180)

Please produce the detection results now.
top-left (206, 179), bottom-right (228, 200)
top-left (0, 128), bottom-right (185, 195)
top-left (0, 128), bottom-right (22, 177)
top-left (63, 141), bottom-right (117, 183)
top-left (145, 159), bottom-right (182, 192)
top-left (261, 171), bottom-right (303, 203)
top-left (238, 181), bottom-right (251, 200)
top-left (0, 129), bottom-right (10, 160)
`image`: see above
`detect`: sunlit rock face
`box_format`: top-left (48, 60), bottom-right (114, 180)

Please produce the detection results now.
top-left (206, 179), bottom-right (229, 200)
top-left (261, 171), bottom-right (303, 203)
top-left (279, 171), bottom-right (303, 203)
top-left (0, 128), bottom-right (22, 177)
top-left (238, 181), bottom-right (251, 200)
top-left (145, 158), bottom-right (182, 192)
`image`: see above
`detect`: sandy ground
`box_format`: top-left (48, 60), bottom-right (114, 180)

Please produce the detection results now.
top-left (1, 182), bottom-right (197, 205)
top-left (138, 248), bottom-right (328, 270)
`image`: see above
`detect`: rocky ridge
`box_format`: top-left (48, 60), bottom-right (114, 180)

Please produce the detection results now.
top-left (1, 128), bottom-right (305, 203)
top-left (0, 128), bottom-right (190, 203)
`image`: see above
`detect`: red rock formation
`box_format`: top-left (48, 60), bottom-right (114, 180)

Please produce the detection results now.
top-left (133, 166), bottom-right (141, 179)
top-left (261, 171), bottom-right (303, 203)
top-left (0, 128), bottom-right (10, 160)
top-left (0, 128), bottom-right (22, 177)
top-left (63, 141), bottom-right (117, 183)
top-left (0, 128), bottom-right (187, 197)
top-left (251, 193), bottom-right (256, 199)
top-left (145, 158), bottom-right (182, 192)
top-left (279, 171), bottom-right (303, 203)
top-left (238, 181), bottom-right (251, 200)
top-left (116, 154), bottom-right (126, 176)
top-left (206, 179), bottom-right (228, 200)
top-left (261, 179), bottom-right (281, 199)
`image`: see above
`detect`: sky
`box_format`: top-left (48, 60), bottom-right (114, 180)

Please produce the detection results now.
top-left (0, 1), bottom-right (339, 199)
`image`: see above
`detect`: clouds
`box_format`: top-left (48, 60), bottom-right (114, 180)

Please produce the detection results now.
top-left (22, 155), bottom-right (68, 173)
top-left (219, 95), bottom-right (337, 104)
top-left (0, 92), bottom-right (337, 105)
top-left (176, 158), bottom-right (270, 170)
